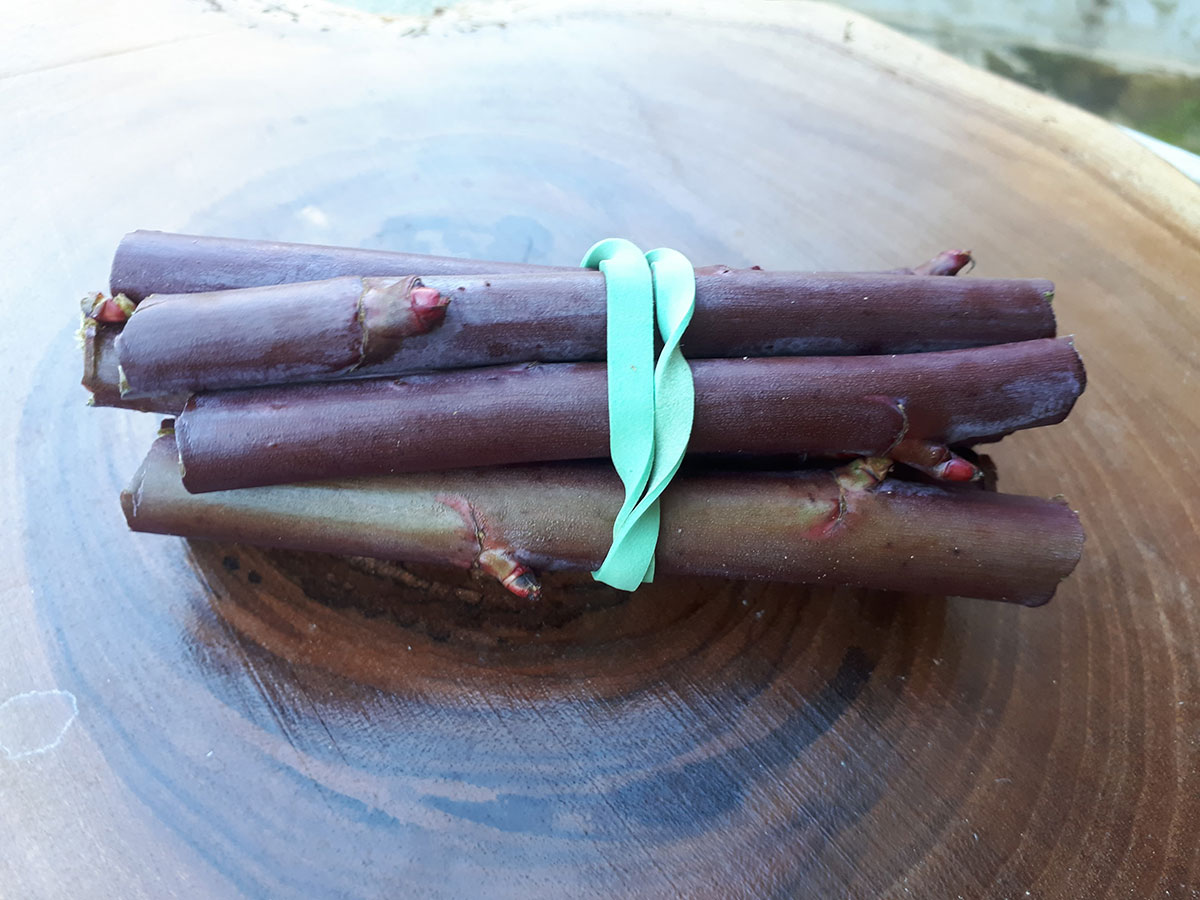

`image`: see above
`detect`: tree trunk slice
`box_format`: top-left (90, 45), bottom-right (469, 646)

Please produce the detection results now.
top-left (3, 1), bottom-right (1198, 897)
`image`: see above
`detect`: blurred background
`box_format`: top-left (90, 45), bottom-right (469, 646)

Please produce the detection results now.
top-left (324, 0), bottom-right (1200, 178)
top-left (849, 0), bottom-right (1200, 176)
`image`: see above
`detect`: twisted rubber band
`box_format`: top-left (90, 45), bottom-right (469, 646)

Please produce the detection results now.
top-left (581, 239), bottom-right (697, 591)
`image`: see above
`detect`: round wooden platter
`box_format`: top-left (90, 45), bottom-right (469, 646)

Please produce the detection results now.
top-left (3, 1), bottom-right (1199, 896)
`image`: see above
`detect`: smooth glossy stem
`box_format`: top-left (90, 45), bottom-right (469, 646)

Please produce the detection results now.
top-left (109, 229), bottom-right (568, 301)
top-left (108, 230), bottom-right (973, 301)
top-left (97, 268), bottom-right (1056, 399)
top-left (173, 338), bottom-right (1084, 493)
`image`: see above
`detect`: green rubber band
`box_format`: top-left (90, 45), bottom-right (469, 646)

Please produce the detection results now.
top-left (581, 240), bottom-right (697, 591)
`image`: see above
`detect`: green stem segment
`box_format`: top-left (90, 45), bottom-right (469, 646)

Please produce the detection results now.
top-left (124, 435), bottom-right (1084, 606)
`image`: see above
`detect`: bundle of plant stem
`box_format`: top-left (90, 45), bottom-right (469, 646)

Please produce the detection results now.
top-left (85, 231), bottom-right (1086, 604)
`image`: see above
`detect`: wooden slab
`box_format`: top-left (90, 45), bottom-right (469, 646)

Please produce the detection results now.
top-left (2, 1), bottom-right (1198, 896)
